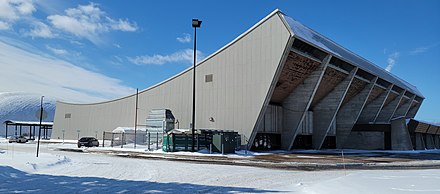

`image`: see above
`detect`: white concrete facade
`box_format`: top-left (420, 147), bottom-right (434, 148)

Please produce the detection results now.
top-left (53, 10), bottom-right (291, 144)
top-left (52, 10), bottom-right (424, 150)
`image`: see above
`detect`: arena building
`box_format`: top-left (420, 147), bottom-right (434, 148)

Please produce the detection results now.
top-left (52, 10), bottom-right (425, 150)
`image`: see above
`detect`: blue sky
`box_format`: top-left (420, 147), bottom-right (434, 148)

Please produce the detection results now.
top-left (0, 0), bottom-right (438, 122)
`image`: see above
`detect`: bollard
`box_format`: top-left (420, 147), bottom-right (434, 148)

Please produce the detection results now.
top-left (197, 134), bottom-right (200, 151)
top-left (244, 135), bottom-right (248, 155)
top-left (121, 133), bottom-right (124, 148)
top-left (156, 132), bottom-right (159, 150)
top-left (111, 133), bottom-right (114, 147)
top-left (210, 144), bottom-right (212, 154)
top-left (148, 132), bottom-right (150, 150)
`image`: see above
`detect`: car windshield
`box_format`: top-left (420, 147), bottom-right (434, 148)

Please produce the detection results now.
top-left (80, 137), bottom-right (95, 141)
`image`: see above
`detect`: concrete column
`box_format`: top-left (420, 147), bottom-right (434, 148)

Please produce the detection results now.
top-left (425, 125), bottom-right (438, 149)
top-left (376, 90), bottom-right (405, 123)
top-left (358, 85), bottom-right (392, 123)
top-left (281, 55), bottom-right (331, 150)
top-left (406, 99), bottom-right (423, 118)
top-left (415, 133), bottom-right (426, 150)
top-left (393, 94), bottom-right (415, 119)
top-left (336, 77), bottom-right (377, 148)
top-left (425, 134), bottom-right (436, 149)
top-left (390, 117), bottom-right (413, 150)
top-left (434, 135), bottom-right (440, 149)
top-left (312, 67), bottom-right (357, 149)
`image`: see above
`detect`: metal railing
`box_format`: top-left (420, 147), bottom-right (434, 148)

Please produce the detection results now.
top-left (102, 131), bottom-right (163, 150)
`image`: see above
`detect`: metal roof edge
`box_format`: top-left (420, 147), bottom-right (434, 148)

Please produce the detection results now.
top-left (58, 9), bottom-right (285, 106)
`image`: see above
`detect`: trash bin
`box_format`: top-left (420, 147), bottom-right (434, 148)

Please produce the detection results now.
top-left (212, 133), bottom-right (236, 154)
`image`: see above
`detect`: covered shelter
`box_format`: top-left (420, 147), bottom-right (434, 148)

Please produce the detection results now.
top-left (4, 120), bottom-right (53, 140)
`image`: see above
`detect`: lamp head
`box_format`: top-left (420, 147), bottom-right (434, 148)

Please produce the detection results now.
top-left (192, 19), bottom-right (202, 28)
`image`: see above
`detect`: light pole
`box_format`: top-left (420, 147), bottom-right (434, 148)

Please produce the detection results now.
top-left (191, 18), bottom-right (202, 152)
top-left (36, 96), bottom-right (44, 157)
top-left (134, 88), bottom-right (139, 148)
top-left (62, 129), bottom-right (65, 144)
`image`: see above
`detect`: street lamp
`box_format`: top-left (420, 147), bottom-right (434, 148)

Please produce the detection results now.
top-left (36, 96), bottom-right (44, 157)
top-left (191, 18), bottom-right (202, 152)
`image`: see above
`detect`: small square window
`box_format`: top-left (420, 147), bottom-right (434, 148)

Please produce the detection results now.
top-left (205, 74), bottom-right (213, 82)
top-left (65, 113), bottom-right (71, 118)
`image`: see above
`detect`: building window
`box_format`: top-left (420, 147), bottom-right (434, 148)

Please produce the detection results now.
top-left (65, 113), bottom-right (71, 118)
top-left (205, 74), bottom-right (213, 82)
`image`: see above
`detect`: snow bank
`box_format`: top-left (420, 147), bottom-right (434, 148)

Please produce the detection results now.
top-left (2, 142), bottom-right (440, 193)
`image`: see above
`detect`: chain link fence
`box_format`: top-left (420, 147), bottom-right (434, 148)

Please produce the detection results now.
top-left (102, 131), bottom-right (245, 152)
top-left (102, 131), bottom-right (163, 150)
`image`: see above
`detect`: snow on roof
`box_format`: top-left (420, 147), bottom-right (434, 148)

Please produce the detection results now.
top-left (112, 127), bottom-right (148, 133)
top-left (281, 14), bottom-right (423, 97)
top-left (4, 120), bottom-right (53, 126)
top-left (411, 119), bottom-right (440, 127)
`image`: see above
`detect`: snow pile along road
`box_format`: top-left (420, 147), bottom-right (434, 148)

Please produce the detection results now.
top-left (1, 141), bottom-right (440, 193)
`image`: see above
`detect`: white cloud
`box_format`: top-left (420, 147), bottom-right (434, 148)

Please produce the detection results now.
top-left (110, 55), bottom-right (124, 66)
top-left (0, 20), bottom-right (10, 30)
top-left (128, 49), bottom-right (204, 65)
top-left (15, 0), bottom-right (35, 15)
top-left (410, 43), bottom-right (440, 55)
top-left (385, 52), bottom-right (399, 72)
top-left (410, 47), bottom-right (428, 55)
top-left (0, 0), bottom-right (35, 29)
top-left (108, 18), bottom-right (137, 32)
top-left (47, 3), bottom-right (137, 45)
top-left (114, 55), bottom-right (123, 63)
top-left (176, 33), bottom-right (191, 43)
top-left (70, 40), bottom-right (83, 46)
top-left (26, 21), bottom-right (54, 38)
top-left (113, 43), bottom-right (120, 48)
top-left (46, 45), bottom-right (67, 55)
top-left (0, 39), bottom-right (135, 103)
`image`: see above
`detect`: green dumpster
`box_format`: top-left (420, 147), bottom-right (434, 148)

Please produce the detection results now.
top-left (212, 133), bottom-right (237, 153)
top-left (163, 133), bottom-right (194, 152)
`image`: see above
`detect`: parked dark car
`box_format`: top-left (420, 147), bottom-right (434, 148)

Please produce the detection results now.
top-left (9, 136), bottom-right (28, 143)
top-left (77, 137), bottom-right (99, 148)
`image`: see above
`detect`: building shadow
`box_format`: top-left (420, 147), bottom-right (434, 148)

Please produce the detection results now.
top-left (0, 166), bottom-right (281, 193)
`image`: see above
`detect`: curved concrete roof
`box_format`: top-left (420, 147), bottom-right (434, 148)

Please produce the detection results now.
top-left (281, 14), bottom-right (423, 97)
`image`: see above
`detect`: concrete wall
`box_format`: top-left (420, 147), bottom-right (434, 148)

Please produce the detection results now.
top-left (390, 118), bottom-right (413, 150)
top-left (52, 12), bottom-right (292, 141)
top-left (344, 131), bottom-right (384, 150)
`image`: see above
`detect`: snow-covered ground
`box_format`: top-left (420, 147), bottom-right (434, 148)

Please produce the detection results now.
top-left (1, 139), bottom-right (440, 193)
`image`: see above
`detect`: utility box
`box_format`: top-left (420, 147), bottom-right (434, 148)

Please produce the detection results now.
top-left (212, 133), bottom-right (237, 153)
top-left (146, 109), bottom-right (175, 133)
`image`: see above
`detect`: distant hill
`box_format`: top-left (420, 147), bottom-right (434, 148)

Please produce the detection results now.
top-left (0, 92), bottom-right (56, 137)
